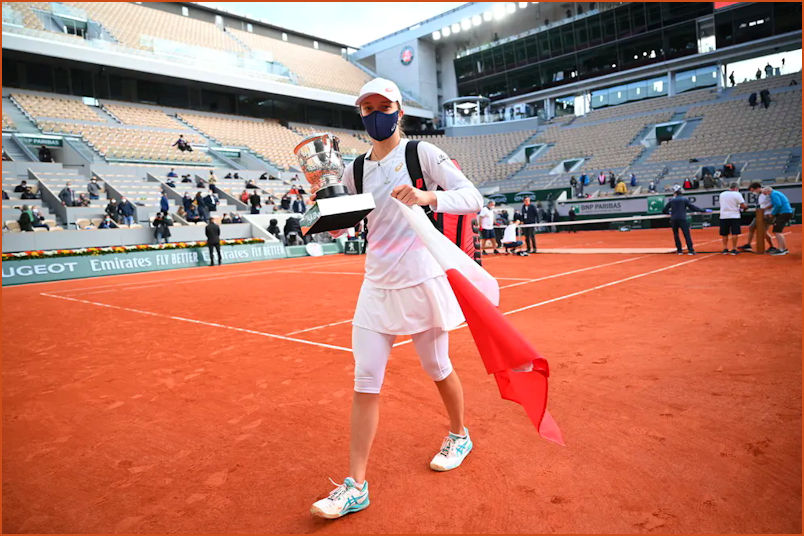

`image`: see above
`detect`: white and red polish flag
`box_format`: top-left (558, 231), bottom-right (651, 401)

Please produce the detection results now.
top-left (394, 200), bottom-right (564, 445)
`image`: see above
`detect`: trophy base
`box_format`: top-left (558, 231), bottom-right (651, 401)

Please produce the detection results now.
top-left (300, 193), bottom-right (375, 235)
top-left (315, 184), bottom-right (348, 199)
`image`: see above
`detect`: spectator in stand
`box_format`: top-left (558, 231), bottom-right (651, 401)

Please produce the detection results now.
top-left (718, 182), bottom-right (747, 255)
top-left (280, 193), bottom-right (291, 211)
top-left (648, 180), bottom-right (657, 193)
top-left (21, 186), bottom-right (37, 199)
top-left (240, 189), bottom-right (250, 203)
top-left (77, 193), bottom-right (91, 207)
top-left (614, 179), bottom-right (628, 195)
top-left (760, 89), bottom-right (771, 109)
top-left (764, 62), bottom-right (773, 78)
top-left (105, 198), bottom-right (119, 223)
top-left (166, 177), bottom-right (176, 188)
top-left (194, 191), bottom-right (205, 210)
top-left (195, 175), bottom-right (206, 189)
top-left (208, 170), bottom-right (218, 193)
top-left (2, 190), bottom-right (8, 200)
top-left (181, 174), bottom-right (193, 183)
top-left (172, 134), bottom-right (192, 152)
top-left (176, 206), bottom-right (187, 220)
top-left (267, 218), bottom-right (282, 241)
top-left (185, 204), bottom-right (200, 223)
top-left (249, 190), bottom-right (262, 214)
top-left (230, 212), bottom-right (242, 224)
top-left (763, 185), bottom-right (793, 256)
top-left (569, 176), bottom-right (578, 198)
top-left (224, 172), bottom-right (233, 179)
top-left (245, 179), bottom-right (258, 189)
top-left (520, 196), bottom-right (538, 254)
top-left (153, 212), bottom-right (172, 244)
top-left (501, 219), bottom-right (527, 256)
top-left (204, 191), bottom-right (219, 213)
top-left (663, 185), bottom-right (707, 255)
top-left (118, 197), bottom-right (136, 226)
top-left (748, 92), bottom-right (758, 108)
top-left (755, 68), bottom-right (761, 80)
top-left (182, 192), bottom-right (193, 212)
top-left (38, 145), bottom-right (53, 163)
top-left (196, 197), bottom-right (210, 223)
top-left (58, 182), bottom-right (77, 206)
top-left (17, 205), bottom-right (35, 231)
top-left (478, 200), bottom-right (498, 255)
top-left (729, 71), bottom-right (735, 87)
top-left (259, 172), bottom-right (269, 181)
top-left (630, 173), bottom-right (637, 188)
top-left (160, 192), bottom-right (170, 214)
top-left (87, 177), bottom-right (101, 200)
top-left (608, 171), bottom-right (616, 189)
top-left (292, 194), bottom-right (306, 214)
top-left (221, 213), bottom-right (232, 224)
top-left (740, 182), bottom-right (776, 253)
top-left (205, 217), bottom-right (222, 266)
top-left (598, 171), bottom-right (606, 185)
top-left (167, 168), bottom-right (178, 178)
top-left (14, 180), bottom-right (28, 193)
top-left (99, 215), bottom-right (117, 229)
top-left (683, 177), bottom-right (693, 190)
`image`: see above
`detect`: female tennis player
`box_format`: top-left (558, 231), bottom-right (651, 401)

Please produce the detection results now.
top-left (310, 78), bottom-right (484, 519)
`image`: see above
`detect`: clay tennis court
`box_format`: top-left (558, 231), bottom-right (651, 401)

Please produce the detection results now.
top-left (2, 225), bottom-right (801, 533)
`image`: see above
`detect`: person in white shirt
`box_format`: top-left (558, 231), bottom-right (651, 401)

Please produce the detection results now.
top-left (501, 219), bottom-right (527, 256)
top-left (718, 182), bottom-right (747, 255)
top-left (739, 182), bottom-right (777, 253)
top-left (309, 78), bottom-right (483, 519)
top-left (478, 200), bottom-right (498, 255)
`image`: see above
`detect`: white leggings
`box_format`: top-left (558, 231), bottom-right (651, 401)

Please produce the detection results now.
top-left (352, 326), bottom-right (453, 394)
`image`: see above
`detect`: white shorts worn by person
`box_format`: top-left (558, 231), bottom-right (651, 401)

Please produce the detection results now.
top-left (341, 139), bottom-right (482, 394)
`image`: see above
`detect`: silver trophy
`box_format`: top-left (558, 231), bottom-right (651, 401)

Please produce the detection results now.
top-left (293, 133), bottom-right (374, 235)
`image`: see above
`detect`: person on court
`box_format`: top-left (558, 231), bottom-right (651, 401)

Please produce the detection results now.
top-left (763, 185), bottom-right (793, 256)
top-left (718, 182), bottom-right (746, 255)
top-left (478, 200), bottom-right (499, 255)
top-left (740, 182), bottom-right (776, 253)
top-left (310, 78), bottom-right (483, 519)
top-left (662, 185), bottom-right (707, 255)
top-left (520, 196), bottom-right (538, 253)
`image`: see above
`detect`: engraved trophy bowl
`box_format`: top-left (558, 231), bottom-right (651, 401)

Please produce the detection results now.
top-left (293, 133), bottom-right (375, 235)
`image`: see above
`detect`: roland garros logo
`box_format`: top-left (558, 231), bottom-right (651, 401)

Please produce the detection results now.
top-left (400, 46), bottom-right (414, 65)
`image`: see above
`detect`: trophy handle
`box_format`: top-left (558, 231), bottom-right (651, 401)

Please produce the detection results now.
top-left (331, 136), bottom-right (341, 154)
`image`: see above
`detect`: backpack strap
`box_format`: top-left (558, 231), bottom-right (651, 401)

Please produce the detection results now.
top-left (353, 154), bottom-right (366, 194)
top-left (405, 140), bottom-right (425, 190)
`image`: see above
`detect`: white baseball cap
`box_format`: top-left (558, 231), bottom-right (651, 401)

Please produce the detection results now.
top-left (355, 78), bottom-right (402, 106)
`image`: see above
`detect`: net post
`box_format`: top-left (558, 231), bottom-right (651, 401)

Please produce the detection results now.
top-left (755, 207), bottom-right (766, 254)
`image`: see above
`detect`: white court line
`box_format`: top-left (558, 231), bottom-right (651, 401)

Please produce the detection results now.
top-left (60, 258), bottom-right (357, 296)
top-left (285, 318), bottom-right (353, 336)
top-left (40, 292), bottom-right (353, 353)
top-left (498, 256), bottom-right (644, 290)
top-left (392, 253), bottom-right (716, 348)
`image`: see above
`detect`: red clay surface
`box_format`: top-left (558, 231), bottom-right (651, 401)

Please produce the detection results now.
top-left (2, 226), bottom-right (801, 533)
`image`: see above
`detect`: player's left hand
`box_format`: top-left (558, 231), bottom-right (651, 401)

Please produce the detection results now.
top-left (391, 184), bottom-right (436, 207)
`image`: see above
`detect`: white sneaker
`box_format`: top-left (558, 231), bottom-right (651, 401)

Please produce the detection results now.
top-left (429, 428), bottom-right (473, 471)
top-left (310, 477), bottom-right (370, 519)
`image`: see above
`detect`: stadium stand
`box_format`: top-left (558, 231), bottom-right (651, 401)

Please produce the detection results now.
top-left (101, 102), bottom-right (184, 130)
top-left (573, 88), bottom-right (719, 125)
top-left (289, 123), bottom-right (371, 156)
top-left (730, 72), bottom-right (802, 94)
top-left (2, 114), bottom-right (16, 131)
top-left (10, 92), bottom-right (101, 122)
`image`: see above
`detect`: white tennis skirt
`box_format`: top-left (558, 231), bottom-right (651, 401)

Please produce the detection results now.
top-left (353, 275), bottom-right (465, 335)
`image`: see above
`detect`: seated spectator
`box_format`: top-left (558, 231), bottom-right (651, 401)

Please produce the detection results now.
top-left (629, 173), bottom-right (637, 187)
top-left (152, 212), bottom-right (172, 244)
top-left (614, 180), bottom-right (627, 195)
top-left (2, 190), bottom-right (8, 200)
top-left (21, 186), bottom-right (38, 200)
top-left (77, 193), bottom-right (91, 207)
top-left (166, 177), bottom-right (176, 188)
top-left (240, 189), bottom-right (250, 203)
top-left (181, 174), bottom-right (193, 183)
top-left (195, 176), bottom-right (206, 189)
top-left (233, 172), bottom-right (240, 180)
top-left (683, 177), bottom-right (693, 190)
top-left (17, 205), bottom-right (36, 232)
top-left (38, 145), bottom-right (53, 163)
top-left (105, 198), bottom-right (119, 222)
top-left (30, 206), bottom-right (51, 230)
top-left (280, 193), bottom-right (291, 211)
top-left (267, 218), bottom-right (281, 240)
top-left (597, 172), bottom-right (606, 185)
top-left (221, 214), bottom-right (232, 224)
top-left (249, 190), bottom-right (262, 214)
top-left (172, 134), bottom-right (193, 152)
top-left (99, 215), bottom-right (117, 229)
top-left (748, 92), bottom-right (758, 108)
top-left (185, 204), bottom-right (200, 223)
top-left (117, 197), bottom-right (136, 226)
top-left (648, 180), bottom-right (657, 193)
top-left (259, 172), bottom-right (268, 181)
top-left (87, 177), bottom-right (101, 200)
top-left (245, 179), bottom-right (258, 189)
top-left (609, 171), bottom-right (616, 189)
top-left (292, 195), bottom-right (306, 214)
top-left (230, 212), bottom-right (242, 224)
top-left (58, 182), bottom-right (77, 206)
top-left (176, 206), bottom-right (187, 220)
top-left (224, 172), bottom-right (233, 179)
top-left (14, 180), bottom-right (28, 193)
top-left (167, 168), bottom-right (178, 178)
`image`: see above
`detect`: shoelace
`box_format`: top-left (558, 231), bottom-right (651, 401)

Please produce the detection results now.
top-left (327, 477), bottom-right (349, 500)
top-left (439, 436), bottom-right (456, 456)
